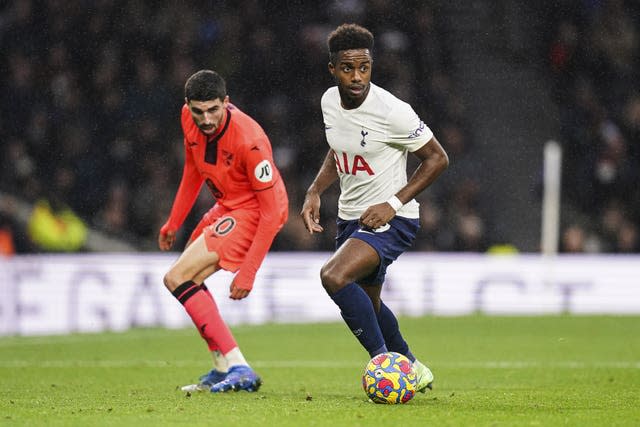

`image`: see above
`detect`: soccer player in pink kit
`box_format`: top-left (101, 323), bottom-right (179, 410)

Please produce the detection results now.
top-left (159, 70), bottom-right (288, 393)
top-left (300, 24), bottom-right (449, 393)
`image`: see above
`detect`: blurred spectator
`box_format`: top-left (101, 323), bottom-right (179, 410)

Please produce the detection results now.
top-left (27, 199), bottom-right (87, 252)
top-left (0, 214), bottom-right (16, 256)
top-left (94, 179), bottom-right (131, 240)
top-left (616, 220), bottom-right (640, 253)
top-left (560, 224), bottom-right (588, 253)
top-left (26, 167), bottom-right (88, 252)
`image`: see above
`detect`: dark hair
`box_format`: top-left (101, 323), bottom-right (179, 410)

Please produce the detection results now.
top-left (327, 23), bottom-right (374, 64)
top-left (184, 69), bottom-right (227, 101)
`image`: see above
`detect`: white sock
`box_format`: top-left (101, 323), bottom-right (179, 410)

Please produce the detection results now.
top-left (224, 347), bottom-right (249, 368)
top-left (211, 350), bottom-right (228, 373)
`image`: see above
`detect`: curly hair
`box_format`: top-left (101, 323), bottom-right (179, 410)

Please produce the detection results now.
top-left (327, 23), bottom-right (374, 64)
top-left (184, 69), bottom-right (227, 102)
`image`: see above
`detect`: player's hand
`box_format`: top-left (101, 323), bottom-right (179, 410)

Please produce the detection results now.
top-left (158, 225), bottom-right (176, 251)
top-left (359, 202), bottom-right (396, 230)
top-left (229, 270), bottom-right (254, 300)
top-left (300, 192), bottom-right (324, 234)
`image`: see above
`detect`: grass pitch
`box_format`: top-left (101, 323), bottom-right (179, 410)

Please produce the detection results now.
top-left (1, 316), bottom-right (639, 426)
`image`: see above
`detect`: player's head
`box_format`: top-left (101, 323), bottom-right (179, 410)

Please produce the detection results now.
top-left (184, 69), bottom-right (229, 135)
top-left (327, 24), bottom-right (374, 107)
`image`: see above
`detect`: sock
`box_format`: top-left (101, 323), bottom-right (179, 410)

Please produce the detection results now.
top-left (224, 347), bottom-right (249, 368)
top-left (376, 301), bottom-right (415, 362)
top-left (200, 284), bottom-right (228, 367)
top-left (197, 284), bottom-right (219, 352)
top-left (172, 281), bottom-right (238, 354)
top-left (201, 283), bottom-right (214, 302)
top-left (212, 350), bottom-right (228, 373)
top-left (329, 283), bottom-right (387, 357)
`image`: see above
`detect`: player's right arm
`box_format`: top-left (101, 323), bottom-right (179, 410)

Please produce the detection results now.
top-left (158, 142), bottom-right (204, 250)
top-left (300, 149), bottom-right (339, 234)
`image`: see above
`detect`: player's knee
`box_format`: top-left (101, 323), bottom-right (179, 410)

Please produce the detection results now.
top-left (320, 264), bottom-right (347, 294)
top-left (163, 270), bottom-right (183, 292)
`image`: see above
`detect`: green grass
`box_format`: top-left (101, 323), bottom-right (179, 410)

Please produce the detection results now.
top-left (1, 316), bottom-right (639, 426)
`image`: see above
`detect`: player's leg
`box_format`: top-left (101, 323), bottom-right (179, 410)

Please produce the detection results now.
top-left (163, 235), bottom-right (234, 380)
top-left (199, 209), bottom-right (262, 393)
top-left (359, 283), bottom-right (433, 391)
top-left (321, 237), bottom-right (388, 357)
top-left (164, 234), bottom-right (222, 341)
top-left (165, 233), bottom-right (259, 392)
top-left (179, 284), bottom-right (231, 391)
top-left (176, 235), bottom-right (229, 390)
top-left (356, 216), bottom-right (434, 391)
top-left (358, 284), bottom-right (414, 361)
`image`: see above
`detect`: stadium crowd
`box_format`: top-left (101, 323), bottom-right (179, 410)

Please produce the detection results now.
top-left (546, 0), bottom-right (640, 252)
top-left (0, 0), bottom-right (638, 254)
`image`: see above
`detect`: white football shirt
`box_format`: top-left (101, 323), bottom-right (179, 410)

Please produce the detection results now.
top-left (321, 83), bottom-right (433, 220)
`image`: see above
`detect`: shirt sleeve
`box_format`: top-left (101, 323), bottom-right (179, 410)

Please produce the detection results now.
top-left (233, 180), bottom-right (287, 290)
top-left (232, 140), bottom-right (287, 290)
top-left (387, 101), bottom-right (434, 152)
top-left (162, 140), bottom-right (204, 232)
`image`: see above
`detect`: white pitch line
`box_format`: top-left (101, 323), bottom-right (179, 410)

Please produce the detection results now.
top-left (0, 360), bottom-right (638, 369)
top-left (0, 331), bottom-right (189, 347)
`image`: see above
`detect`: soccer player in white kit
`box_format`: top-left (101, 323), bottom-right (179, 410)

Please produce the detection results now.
top-left (300, 23), bottom-right (449, 393)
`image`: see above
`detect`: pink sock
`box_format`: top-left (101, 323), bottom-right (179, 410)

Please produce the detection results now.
top-left (174, 281), bottom-right (237, 353)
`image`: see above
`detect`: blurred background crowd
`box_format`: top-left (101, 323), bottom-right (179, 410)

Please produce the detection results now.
top-left (546, 0), bottom-right (640, 252)
top-left (0, 0), bottom-right (639, 254)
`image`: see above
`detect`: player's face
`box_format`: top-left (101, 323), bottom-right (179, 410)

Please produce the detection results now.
top-left (187, 96), bottom-right (229, 135)
top-left (329, 49), bottom-right (372, 107)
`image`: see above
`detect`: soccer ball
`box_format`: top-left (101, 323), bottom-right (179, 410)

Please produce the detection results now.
top-left (362, 351), bottom-right (417, 404)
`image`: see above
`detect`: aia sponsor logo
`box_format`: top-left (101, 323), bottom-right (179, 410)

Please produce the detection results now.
top-left (333, 151), bottom-right (374, 176)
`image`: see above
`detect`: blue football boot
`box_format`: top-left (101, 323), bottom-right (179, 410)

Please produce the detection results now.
top-left (180, 368), bottom-right (227, 392)
top-left (210, 365), bottom-right (262, 393)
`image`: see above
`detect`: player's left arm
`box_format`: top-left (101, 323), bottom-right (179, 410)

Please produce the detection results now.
top-left (398, 136), bottom-right (449, 203)
top-left (360, 137), bottom-right (448, 228)
top-left (230, 142), bottom-right (288, 300)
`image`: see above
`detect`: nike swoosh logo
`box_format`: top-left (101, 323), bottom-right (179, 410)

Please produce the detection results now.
top-left (357, 224), bottom-right (391, 234)
top-left (357, 229), bottom-right (375, 235)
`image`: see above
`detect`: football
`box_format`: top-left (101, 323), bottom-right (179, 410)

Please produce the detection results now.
top-left (362, 351), bottom-right (417, 404)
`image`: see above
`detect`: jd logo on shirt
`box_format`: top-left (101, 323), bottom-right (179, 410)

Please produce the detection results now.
top-left (254, 160), bottom-right (273, 183)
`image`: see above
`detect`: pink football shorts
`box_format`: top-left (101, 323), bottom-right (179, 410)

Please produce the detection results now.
top-left (189, 204), bottom-right (260, 272)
